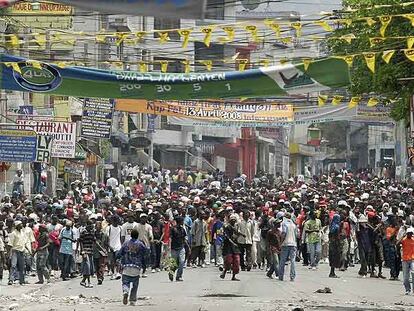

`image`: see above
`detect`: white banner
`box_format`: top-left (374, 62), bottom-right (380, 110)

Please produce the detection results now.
top-left (56, 0), bottom-right (205, 18)
top-left (169, 104), bottom-right (358, 127)
top-left (17, 120), bottom-right (77, 158)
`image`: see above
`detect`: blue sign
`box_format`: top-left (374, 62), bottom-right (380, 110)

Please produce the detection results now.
top-left (0, 129), bottom-right (37, 162)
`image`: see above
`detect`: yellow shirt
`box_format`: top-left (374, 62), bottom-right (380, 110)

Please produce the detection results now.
top-left (8, 229), bottom-right (27, 252)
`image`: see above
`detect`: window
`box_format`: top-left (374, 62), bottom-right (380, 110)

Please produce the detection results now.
top-left (154, 18), bottom-right (180, 41)
top-left (205, 0), bottom-right (225, 20)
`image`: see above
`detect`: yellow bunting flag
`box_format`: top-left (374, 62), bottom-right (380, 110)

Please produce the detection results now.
top-left (95, 34), bottom-right (106, 43)
top-left (340, 34), bottom-right (356, 44)
top-left (5, 62), bottom-right (22, 74)
top-left (201, 26), bottom-right (214, 47)
top-left (222, 26), bottom-right (235, 42)
top-left (56, 62), bottom-right (66, 68)
top-left (264, 20), bottom-right (281, 37)
top-left (314, 21), bottom-right (333, 32)
top-left (181, 60), bottom-right (191, 73)
top-left (339, 19), bottom-right (352, 27)
top-left (200, 60), bottom-right (213, 71)
top-left (178, 30), bottom-right (191, 48)
top-left (403, 14), bottom-right (414, 27)
top-left (366, 17), bottom-right (377, 27)
top-left (349, 97), bottom-right (361, 108)
top-left (139, 63), bottom-right (148, 73)
top-left (5, 34), bottom-right (19, 47)
top-left (408, 37), bottom-right (414, 49)
top-left (28, 61), bottom-right (42, 70)
top-left (245, 25), bottom-right (259, 43)
top-left (404, 49), bottom-right (414, 62)
top-left (157, 32), bottom-right (170, 43)
top-left (318, 95), bottom-right (328, 107)
top-left (136, 32), bottom-right (146, 42)
top-left (343, 55), bottom-right (355, 67)
top-left (332, 95), bottom-right (344, 106)
top-left (259, 59), bottom-right (270, 67)
top-left (363, 53), bottom-right (376, 73)
top-left (280, 37), bottom-right (292, 45)
top-left (379, 16), bottom-right (392, 37)
top-left (160, 60), bottom-right (169, 73)
top-left (291, 22), bottom-right (302, 37)
top-left (369, 37), bottom-right (385, 47)
top-left (303, 59), bottom-right (312, 71)
top-left (116, 33), bottom-right (129, 46)
top-left (238, 59), bottom-right (249, 72)
top-left (367, 98), bottom-right (379, 107)
top-left (382, 50), bottom-right (395, 64)
top-left (34, 34), bottom-right (46, 47)
top-left (280, 58), bottom-right (289, 65)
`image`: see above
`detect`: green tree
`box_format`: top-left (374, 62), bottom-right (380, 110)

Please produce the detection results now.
top-left (328, 0), bottom-right (414, 121)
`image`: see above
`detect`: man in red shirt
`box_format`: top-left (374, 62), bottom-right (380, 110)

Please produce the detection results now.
top-left (399, 227), bottom-right (414, 295)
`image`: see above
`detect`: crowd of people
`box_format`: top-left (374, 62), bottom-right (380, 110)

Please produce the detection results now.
top-left (2, 165), bottom-right (414, 306)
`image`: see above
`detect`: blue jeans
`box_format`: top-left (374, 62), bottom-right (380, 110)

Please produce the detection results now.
top-left (279, 246), bottom-right (297, 281)
top-left (122, 274), bottom-right (140, 302)
top-left (402, 260), bottom-right (414, 292)
top-left (307, 242), bottom-right (321, 268)
top-left (9, 250), bottom-right (25, 284)
top-left (171, 248), bottom-right (186, 279)
top-left (59, 253), bottom-right (73, 279)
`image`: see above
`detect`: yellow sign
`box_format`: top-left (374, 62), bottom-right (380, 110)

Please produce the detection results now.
top-left (10, 1), bottom-right (72, 15)
top-left (116, 100), bottom-right (294, 123)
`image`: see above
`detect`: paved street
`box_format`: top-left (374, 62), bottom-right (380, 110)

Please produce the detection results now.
top-left (1, 263), bottom-right (414, 311)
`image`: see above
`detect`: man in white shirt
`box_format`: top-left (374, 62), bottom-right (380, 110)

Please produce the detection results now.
top-left (8, 221), bottom-right (27, 285)
top-left (237, 210), bottom-right (254, 271)
top-left (106, 176), bottom-right (119, 189)
top-left (278, 213), bottom-right (298, 282)
top-left (121, 212), bottom-right (137, 243)
top-left (106, 216), bottom-right (122, 280)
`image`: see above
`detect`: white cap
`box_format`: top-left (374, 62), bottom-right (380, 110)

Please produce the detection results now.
top-left (338, 200), bottom-right (347, 206)
top-left (361, 193), bottom-right (369, 200)
top-left (354, 197), bottom-right (361, 203)
top-left (359, 215), bottom-right (368, 223)
top-left (291, 197), bottom-right (298, 203)
top-left (407, 227), bottom-right (414, 234)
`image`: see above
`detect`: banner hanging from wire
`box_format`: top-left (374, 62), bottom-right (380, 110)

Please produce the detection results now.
top-left (4, 0), bottom-right (206, 19)
top-left (0, 54), bottom-right (350, 100)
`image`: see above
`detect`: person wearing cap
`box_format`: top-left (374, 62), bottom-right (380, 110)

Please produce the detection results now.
top-left (8, 220), bottom-right (27, 285)
top-left (58, 220), bottom-right (75, 281)
top-left (12, 169), bottom-right (24, 195)
top-left (356, 215), bottom-right (372, 278)
top-left (117, 229), bottom-right (147, 306)
top-left (398, 227), bottom-right (414, 294)
top-left (135, 213), bottom-right (153, 278)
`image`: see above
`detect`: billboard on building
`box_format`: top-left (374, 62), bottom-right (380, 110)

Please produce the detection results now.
top-left (116, 99), bottom-right (294, 123)
top-left (16, 120), bottom-right (77, 158)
